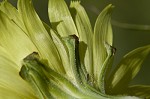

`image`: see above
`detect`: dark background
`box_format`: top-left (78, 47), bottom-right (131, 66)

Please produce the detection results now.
top-left (1, 0), bottom-right (150, 85)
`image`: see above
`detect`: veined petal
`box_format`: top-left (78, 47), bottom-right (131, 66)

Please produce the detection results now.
top-left (107, 45), bottom-right (150, 94)
top-left (18, 0), bottom-right (65, 73)
top-left (93, 4), bottom-right (113, 88)
top-left (0, 0), bottom-right (27, 33)
top-left (70, 0), bottom-right (93, 78)
top-left (0, 46), bottom-right (36, 98)
top-left (0, 10), bottom-right (37, 67)
top-left (70, 0), bottom-right (93, 44)
top-left (126, 85), bottom-right (150, 98)
top-left (0, 0), bottom-right (49, 35)
top-left (48, 0), bottom-right (78, 37)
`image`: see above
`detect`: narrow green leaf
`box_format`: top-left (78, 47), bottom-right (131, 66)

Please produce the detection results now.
top-left (18, 0), bottom-right (65, 73)
top-left (107, 45), bottom-right (150, 94)
top-left (0, 46), bottom-right (36, 98)
top-left (63, 35), bottom-right (82, 85)
top-left (93, 4), bottom-right (113, 88)
top-left (126, 85), bottom-right (150, 99)
top-left (70, 0), bottom-right (93, 78)
top-left (48, 0), bottom-right (78, 37)
top-left (0, 10), bottom-right (37, 66)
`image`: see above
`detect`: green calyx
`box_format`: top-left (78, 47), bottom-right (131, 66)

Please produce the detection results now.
top-left (19, 36), bottom-right (140, 99)
top-left (19, 36), bottom-right (105, 99)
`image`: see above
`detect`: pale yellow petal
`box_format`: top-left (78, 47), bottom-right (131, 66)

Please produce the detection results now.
top-left (0, 11), bottom-right (37, 67)
top-left (48, 0), bottom-right (78, 37)
top-left (0, 46), bottom-right (37, 98)
top-left (18, 0), bottom-right (64, 73)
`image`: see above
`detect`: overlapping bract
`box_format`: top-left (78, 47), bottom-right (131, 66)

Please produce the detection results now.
top-left (0, 0), bottom-right (149, 98)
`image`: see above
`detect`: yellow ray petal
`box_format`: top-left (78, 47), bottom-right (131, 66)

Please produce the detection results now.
top-left (48, 0), bottom-right (78, 37)
top-left (0, 11), bottom-right (37, 67)
top-left (70, 0), bottom-right (93, 77)
top-left (0, 0), bottom-right (26, 32)
top-left (107, 45), bottom-right (150, 94)
top-left (93, 4), bottom-right (113, 88)
top-left (18, 0), bottom-right (64, 73)
top-left (0, 46), bottom-right (37, 98)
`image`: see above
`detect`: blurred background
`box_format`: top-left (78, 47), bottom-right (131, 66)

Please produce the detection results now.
top-left (1, 0), bottom-right (150, 85)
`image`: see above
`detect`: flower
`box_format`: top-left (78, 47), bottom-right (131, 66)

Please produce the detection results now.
top-left (0, 0), bottom-right (149, 98)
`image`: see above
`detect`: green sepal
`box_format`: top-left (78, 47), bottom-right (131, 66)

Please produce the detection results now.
top-left (98, 43), bottom-right (116, 93)
top-left (19, 52), bottom-right (103, 98)
top-left (70, 0), bottom-right (93, 79)
top-left (50, 29), bottom-right (74, 79)
top-left (20, 52), bottom-right (74, 99)
top-left (20, 52), bottom-right (53, 99)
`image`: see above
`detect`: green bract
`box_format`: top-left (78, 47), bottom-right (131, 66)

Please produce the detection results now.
top-left (0, 0), bottom-right (149, 98)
